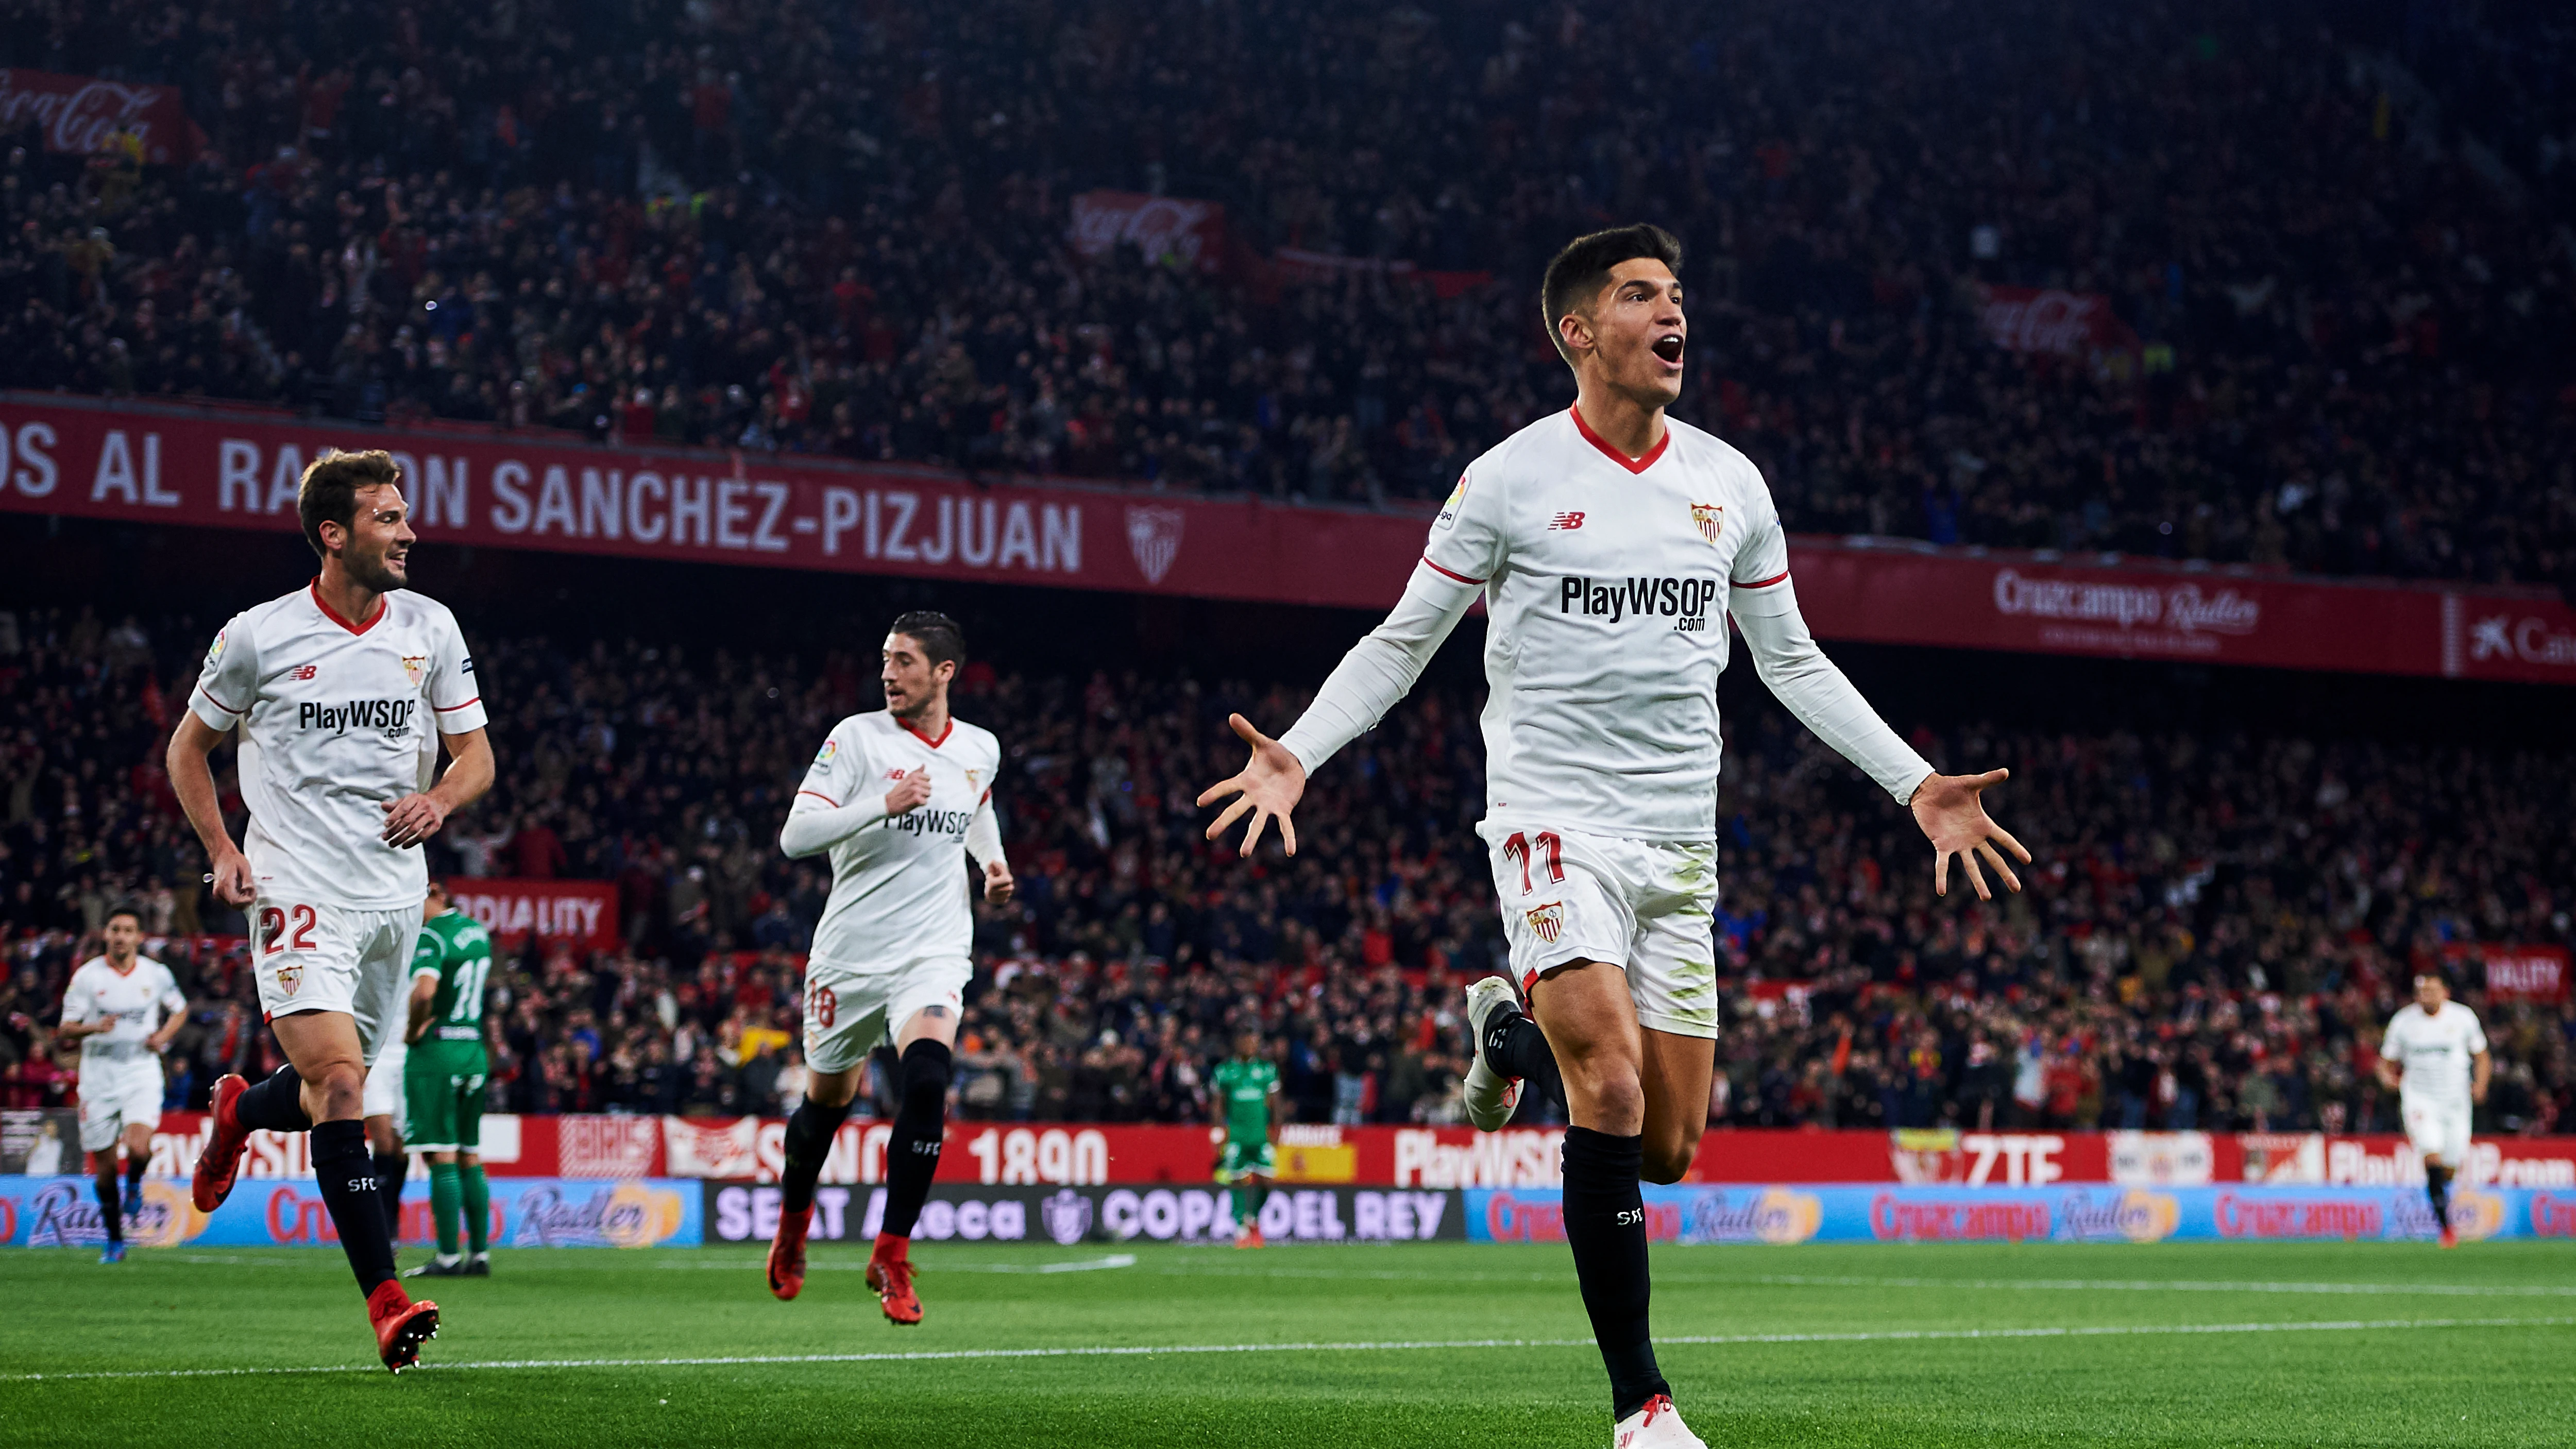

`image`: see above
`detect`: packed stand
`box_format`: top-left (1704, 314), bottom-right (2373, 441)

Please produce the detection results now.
top-left (3, 601), bottom-right (2572, 1137)
top-left (2, 1), bottom-right (2573, 587)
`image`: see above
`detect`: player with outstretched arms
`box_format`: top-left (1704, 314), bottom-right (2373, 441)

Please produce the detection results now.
top-left (173, 450), bottom-right (494, 1372)
top-left (767, 611), bottom-right (1013, 1323)
top-left (57, 903), bottom-right (187, 1263)
top-left (403, 879), bottom-right (497, 1277)
top-left (2378, 969), bottom-right (2490, 1248)
top-left (1199, 226), bottom-right (2029, 1448)
top-left (1210, 1029), bottom-right (1282, 1248)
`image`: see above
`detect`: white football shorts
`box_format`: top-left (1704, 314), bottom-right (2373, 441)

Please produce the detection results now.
top-left (2401, 1096), bottom-right (2472, 1165)
top-left (77, 1054), bottom-right (166, 1152)
top-left (363, 1039), bottom-right (409, 1127)
top-left (251, 898), bottom-right (419, 1064)
top-left (1483, 824), bottom-right (1721, 1039)
top-left (801, 954), bottom-right (971, 1074)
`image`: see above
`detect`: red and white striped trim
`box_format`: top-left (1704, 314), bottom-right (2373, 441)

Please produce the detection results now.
top-left (1420, 556), bottom-right (1485, 585)
top-left (1733, 569), bottom-right (1791, 590)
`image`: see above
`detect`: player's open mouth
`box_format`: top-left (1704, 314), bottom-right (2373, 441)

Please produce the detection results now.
top-left (1651, 334), bottom-right (1685, 365)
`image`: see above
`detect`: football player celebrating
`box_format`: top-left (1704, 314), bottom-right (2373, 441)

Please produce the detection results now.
top-left (1200, 226), bottom-right (2027, 1447)
top-left (174, 450), bottom-right (493, 1372)
top-left (766, 612), bottom-right (1012, 1324)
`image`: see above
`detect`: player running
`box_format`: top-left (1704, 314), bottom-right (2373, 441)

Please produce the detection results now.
top-left (1199, 225), bottom-right (2028, 1448)
top-left (2378, 970), bottom-right (2491, 1248)
top-left (173, 449), bottom-right (493, 1372)
top-left (767, 611), bottom-right (1013, 1323)
top-left (1211, 1030), bottom-right (1282, 1248)
top-left (57, 904), bottom-right (187, 1264)
top-left (403, 880), bottom-right (496, 1278)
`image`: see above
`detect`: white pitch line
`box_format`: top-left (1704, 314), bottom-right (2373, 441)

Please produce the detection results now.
top-left (1147, 1263), bottom-right (2576, 1299)
top-left (6, 1315), bottom-right (2569, 1384)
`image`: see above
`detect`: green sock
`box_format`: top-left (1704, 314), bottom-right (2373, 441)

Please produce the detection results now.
top-left (460, 1165), bottom-right (490, 1254)
top-left (430, 1163), bottom-right (463, 1257)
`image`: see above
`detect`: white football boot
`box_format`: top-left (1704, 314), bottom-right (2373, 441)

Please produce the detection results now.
top-left (1461, 974), bottom-right (1526, 1131)
top-left (1613, 1395), bottom-right (1707, 1449)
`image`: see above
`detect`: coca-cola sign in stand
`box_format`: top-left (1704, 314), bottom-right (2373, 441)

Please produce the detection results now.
top-left (0, 70), bottom-right (205, 165)
top-left (1066, 190), bottom-right (1227, 272)
top-left (1977, 284), bottom-right (2138, 357)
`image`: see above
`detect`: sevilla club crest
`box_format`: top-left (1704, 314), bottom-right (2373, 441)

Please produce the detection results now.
top-left (1126, 505), bottom-right (1186, 586)
top-left (275, 961), bottom-right (303, 997)
top-left (400, 654), bottom-right (428, 688)
top-left (1689, 503), bottom-right (1724, 545)
top-left (1525, 901), bottom-right (1566, 945)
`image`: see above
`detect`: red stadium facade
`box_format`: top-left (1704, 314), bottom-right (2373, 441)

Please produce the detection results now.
top-left (3, 393), bottom-right (2570, 685)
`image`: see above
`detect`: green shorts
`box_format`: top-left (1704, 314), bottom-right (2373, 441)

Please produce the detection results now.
top-left (403, 1038), bottom-right (489, 1153)
top-left (1216, 1139), bottom-right (1277, 1183)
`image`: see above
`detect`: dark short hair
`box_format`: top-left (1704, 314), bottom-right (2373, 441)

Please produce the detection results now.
top-left (1540, 224), bottom-right (1684, 365)
top-left (888, 610), bottom-right (965, 668)
top-left (298, 449), bottom-right (403, 559)
top-left (426, 879), bottom-right (451, 903)
top-left (103, 901), bottom-right (144, 929)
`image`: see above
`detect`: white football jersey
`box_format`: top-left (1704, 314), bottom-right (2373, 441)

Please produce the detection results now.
top-left (1424, 408), bottom-right (1799, 839)
top-left (2382, 1000), bottom-right (2488, 1108)
top-left (795, 711), bottom-right (1002, 968)
top-left (189, 583), bottom-right (489, 910)
top-left (60, 956), bottom-right (185, 1059)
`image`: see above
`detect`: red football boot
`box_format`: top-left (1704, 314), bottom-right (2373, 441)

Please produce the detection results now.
top-left (866, 1235), bottom-right (922, 1325)
top-left (192, 1073), bottom-right (251, 1212)
top-left (2438, 1224), bottom-right (2460, 1249)
top-left (767, 1203), bottom-right (812, 1301)
top-left (368, 1281), bottom-right (439, 1373)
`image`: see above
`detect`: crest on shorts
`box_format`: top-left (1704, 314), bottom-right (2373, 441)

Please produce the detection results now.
top-left (401, 654), bottom-right (428, 688)
top-left (275, 961), bottom-right (303, 996)
top-left (1689, 503), bottom-right (1724, 545)
top-left (1525, 901), bottom-right (1566, 945)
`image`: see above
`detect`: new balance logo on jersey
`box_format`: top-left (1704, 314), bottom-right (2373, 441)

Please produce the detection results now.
top-left (298, 698), bottom-right (418, 739)
top-left (290, 664), bottom-right (318, 681)
top-left (1550, 511), bottom-right (1586, 531)
top-left (1558, 575), bottom-right (1720, 630)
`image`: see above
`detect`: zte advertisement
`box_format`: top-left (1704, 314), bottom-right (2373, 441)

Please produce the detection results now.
top-left (1464, 1185), bottom-right (2576, 1244)
top-left (0, 1175), bottom-right (700, 1249)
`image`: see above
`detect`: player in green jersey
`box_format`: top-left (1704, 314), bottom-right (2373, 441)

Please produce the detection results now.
top-left (400, 881), bottom-right (494, 1278)
top-left (1210, 1030), bottom-right (1282, 1248)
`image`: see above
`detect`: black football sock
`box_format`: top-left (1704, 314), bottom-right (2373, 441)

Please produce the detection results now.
top-left (2427, 1163), bottom-right (2452, 1228)
top-left (375, 1150), bottom-right (409, 1240)
top-left (234, 1065), bottom-right (313, 1133)
top-left (1485, 1005), bottom-right (1568, 1111)
top-left (95, 1166), bottom-right (123, 1244)
top-left (310, 1120), bottom-right (397, 1297)
top-left (779, 1097), bottom-right (854, 1216)
top-left (123, 1152), bottom-right (146, 1210)
top-left (1562, 1126), bottom-right (1668, 1422)
top-left (880, 1040), bottom-right (952, 1240)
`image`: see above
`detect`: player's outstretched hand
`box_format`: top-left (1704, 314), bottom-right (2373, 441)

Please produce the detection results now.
top-left (982, 858), bottom-right (1015, 906)
top-left (884, 766), bottom-right (934, 816)
top-left (380, 793), bottom-right (449, 848)
top-left (1909, 768), bottom-right (2030, 901)
top-left (1196, 713), bottom-right (1307, 858)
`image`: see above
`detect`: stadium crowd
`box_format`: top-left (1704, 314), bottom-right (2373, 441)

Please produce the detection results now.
top-left (2, 601), bottom-right (2571, 1139)
top-left (2, 0), bottom-right (2573, 588)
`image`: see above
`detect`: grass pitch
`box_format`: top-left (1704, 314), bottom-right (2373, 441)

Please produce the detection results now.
top-left (3, 1240), bottom-right (2570, 1447)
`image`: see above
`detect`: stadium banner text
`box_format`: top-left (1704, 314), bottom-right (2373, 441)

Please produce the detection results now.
top-left (0, 70), bottom-right (205, 165)
top-left (0, 1173), bottom-right (701, 1250)
top-left (703, 1181), bottom-right (1467, 1246)
top-left (1463, 1184), bottom-right (2576, 1245)
top-left (101, 1115), bottom-right (2576, 1191)
top-left (446, 878), bottom-right (621, 949)
top-left (2, 395), bottom-right (2571, 682)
